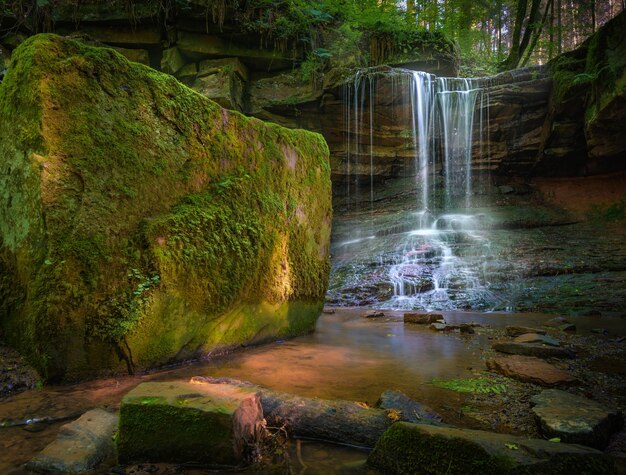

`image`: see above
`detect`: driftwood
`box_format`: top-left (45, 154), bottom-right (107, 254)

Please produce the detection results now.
top-left (191, 376), bottom-right (443, 448)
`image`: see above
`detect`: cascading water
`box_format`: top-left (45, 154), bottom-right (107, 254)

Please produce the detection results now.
top-left (334, 68), bottom-right (498, 311)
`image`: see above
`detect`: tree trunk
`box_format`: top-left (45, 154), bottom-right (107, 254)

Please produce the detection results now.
top-left (191, 377), bottom-right (444, 448)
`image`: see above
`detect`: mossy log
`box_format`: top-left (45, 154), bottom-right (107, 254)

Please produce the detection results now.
top-left (191, 377), bottom-right (443, 448)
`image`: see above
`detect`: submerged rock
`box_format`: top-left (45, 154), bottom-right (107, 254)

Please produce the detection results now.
top-left (117, 381), bottom-right (264, 465)
top-left (367, 421), bottom-right (615, 474)
top-left (486, 355), bottom-right (577, 387)
top-left (0, 34), bottom-right (332, 381)
top-left (26, 409), bottom-right (117, 473)
top-left (505, 326), bottom-right (547, 337)
top-left (376, 390), bottom-right (444, 425)
top-left (544, 317), bottom-right (571, 328)
top-left (531, 389), bottom-right (624, 449)
top-left (513, 333), bottom-right (561, 347)
top-left (403, 312), bottom-right (442, 324)
top-left (362, 310), bottom-right (386, 319)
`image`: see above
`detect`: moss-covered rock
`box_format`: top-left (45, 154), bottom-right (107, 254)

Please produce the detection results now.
top-left (543, 9), bottom-right (626, 173)
top-left (0, 34), bottom-right (331, 381)
top-left (367, 422), bottom-right (616, 474)
top-left (118, 381), bottom-right (264, 465)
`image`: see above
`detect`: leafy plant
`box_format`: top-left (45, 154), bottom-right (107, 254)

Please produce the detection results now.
top-left (430, 377), bottom-right (508, 394)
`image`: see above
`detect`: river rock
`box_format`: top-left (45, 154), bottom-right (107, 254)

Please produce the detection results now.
top-left (26, 409), bottom-right (118, 473)
top-left (404, 312), bottom-right (443, 324)
top-left (492, 341), bottom-right (575, 359)
top-left (544, 316), bottom-right (571, 328)
top-left (367, 422), bottom-right (615, 474)
top-left (559, 323), bottom-right (577, 333)
top-left (117, 381), bottom-right (264, 465)
top-left (514, 333), bottom-right (561, 347)
top-left (362, 310), bottom-right (385, 319)
top-left (531, 389), bottom-right (624, 449)
top-left (486, 355), bottom-right (577, 387)
top-left (376, 390), bottom-right (444, 425)
top-left (0, 35), bottom-right (331, 381)
top-left (459, 323), bottom-right (475, 334)
top-left (505, 326), bottom-right (546, 337)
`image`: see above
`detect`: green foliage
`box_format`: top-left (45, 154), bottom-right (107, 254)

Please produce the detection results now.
top-left (430, 377), bottom-right (508, 394)
top-left (587, 201), bottom-right (626, 223)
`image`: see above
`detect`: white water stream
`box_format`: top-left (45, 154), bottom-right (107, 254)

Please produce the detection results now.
top-left (343, 68), bottom-right (493, 310)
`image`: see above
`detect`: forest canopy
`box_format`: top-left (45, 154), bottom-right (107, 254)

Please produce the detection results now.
top-left (0, 0), bottom-right (624, 75)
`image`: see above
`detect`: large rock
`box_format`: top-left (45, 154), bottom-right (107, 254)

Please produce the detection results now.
top-left (486, 355), bottom-right (577, 387)
top-left (117, 381), bottom-right (264, 465)
top-left (26, 409), bottom-right (118, 473)
top-left (539, 10), bottom-right (626, 175)
top-left (492, 341), bottom-right (575, 359)
top-left (367, 422), bottom-right (615, 474)
top-left (531, 389), bottom-right (624, 449)
top-left (0, 35), bottom-right (331, 381)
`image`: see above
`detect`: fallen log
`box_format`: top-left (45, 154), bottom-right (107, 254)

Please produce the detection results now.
top-left (190, 376), bottom-right (443, 448)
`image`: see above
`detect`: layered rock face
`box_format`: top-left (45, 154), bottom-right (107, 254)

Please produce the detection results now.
top-left (0, 35), bottom-right (332, 381)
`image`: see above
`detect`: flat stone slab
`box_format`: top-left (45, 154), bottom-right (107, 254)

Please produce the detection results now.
top-left (26, 408), bottom-right (118, 473)
top-left (486, 355), bottom-right (577, 387)
top-left (505, 326), bottom-right (546, 337)
top-left (531, 389), bottom-right (624, 449)
top-left (117, 381), bottom-right (263, 465)
top-left (492, 341), bottom-right (575, 359)
top-left (404, 312), bottom-right (442, 324)
top-left (368, 422), bottom-right (614, 474)
top-left (514, 333), bottom-right (561, 347)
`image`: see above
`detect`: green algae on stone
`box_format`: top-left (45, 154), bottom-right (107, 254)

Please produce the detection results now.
top-left (0, 34), bottom-right (331, 381)
top-left (367, 422), bottom-right (616, 475)
top-left (117, 381), bottom-right (264, 465)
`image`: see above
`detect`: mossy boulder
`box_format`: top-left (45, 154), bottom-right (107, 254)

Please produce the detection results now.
top-left (118, 381), bottom-right (264, 465)
top-left (368, 422), bottom-right (616, 474)
top-left (0, 34), bottom-right (331, 381)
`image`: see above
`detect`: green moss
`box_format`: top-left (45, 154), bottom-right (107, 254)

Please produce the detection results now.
top-left (0, 34), bottom-right (331, 380)
top-left (368, 422), bottom-right (516, 475)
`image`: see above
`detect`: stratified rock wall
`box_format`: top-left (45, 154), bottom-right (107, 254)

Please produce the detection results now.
top-left (0, 34), bottom-right (331, 381)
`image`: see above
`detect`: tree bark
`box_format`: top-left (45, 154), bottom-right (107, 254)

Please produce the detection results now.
top-left (191, 377), bottom-right (444, 448)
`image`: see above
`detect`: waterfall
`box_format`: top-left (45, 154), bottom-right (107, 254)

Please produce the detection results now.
top-left (340, 68), bottom-right (494, 311)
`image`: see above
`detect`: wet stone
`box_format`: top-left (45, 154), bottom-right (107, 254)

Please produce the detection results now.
top-left (429, 322), bottom-right (459, 331)
top-left (531, 389), bottom-right (624, 449)
top-left (506, 326), bottom-right (546, 337)
top-left (544, 316), bottom-right (571, 328)
top-left (559, 323), bottom-right (577, 333)
top-left (26, 409), bottom-right (118, 473)
top-left (492, 341), bottom-right (575, 359)
top-left (117, 381), bottom-right (264, 465)
top-left (403, 312), bottom-right (442, 324)
top-left (486, 355), bottom-right (577, 387)
top-left (514, 333), bottom-right (561, 347)
top-left (368, 421), bottom-right (614, 475)
top-left (376, 390), bottom-right (444, 425)
top-left (459, 323), bottom-right (475, 334)
top-left (362, 310), bottom-right (385, 319)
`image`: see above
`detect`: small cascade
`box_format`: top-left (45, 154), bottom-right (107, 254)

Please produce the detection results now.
top-left (339, 67), bottom-right (495, 311)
